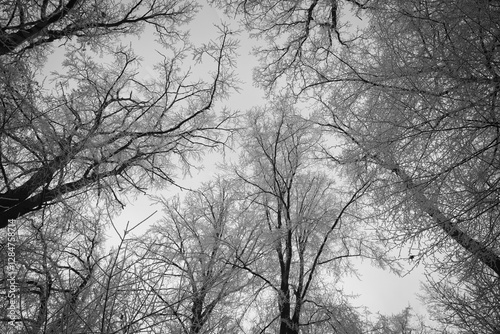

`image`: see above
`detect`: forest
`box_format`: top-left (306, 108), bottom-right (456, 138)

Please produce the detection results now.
top-left (0, 0), bottom-right (499, 333)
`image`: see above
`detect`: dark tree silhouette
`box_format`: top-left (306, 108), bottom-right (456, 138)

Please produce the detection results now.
top-left (0, 0), bottom-right (197, 56)
top-left (0, 0), bottom-right (238, 228)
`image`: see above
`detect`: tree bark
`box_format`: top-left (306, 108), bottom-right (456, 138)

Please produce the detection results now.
top-left (387, 161), bottom-right (500, 278)
top-left (0, 0), bottom-right (80, 55)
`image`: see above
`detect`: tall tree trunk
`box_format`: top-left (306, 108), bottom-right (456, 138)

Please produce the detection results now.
top-left (386, 161), bottom-right (500, 277)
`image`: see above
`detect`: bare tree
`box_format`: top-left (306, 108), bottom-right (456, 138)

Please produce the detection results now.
top-left (0, 21), bottom-right (239, 228)
top-left (131, 177), bottom-right (254, 334)
top-left (0, 0), bottom-right (197, 57)
top-left (0, 203), bottom-right (103, 333)
top-left (210, 0), bottom-right (500, 331)
top-left (0, 204), bottom-right (178, 334)
top-left (233, 102), bottom-right (380, 334)
top-left (209, 0), bottom-right (370, 90)
top-left (312, 2), bottom-right (500, 331)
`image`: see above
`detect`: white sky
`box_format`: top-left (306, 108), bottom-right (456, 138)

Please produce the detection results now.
top-left (41, 0), bottom-right (431, 323)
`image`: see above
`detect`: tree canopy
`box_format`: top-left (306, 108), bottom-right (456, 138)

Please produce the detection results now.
top-left (2, 0), bottom-right (499, 333)
top-left (0, 0), bottom-right (238, 228)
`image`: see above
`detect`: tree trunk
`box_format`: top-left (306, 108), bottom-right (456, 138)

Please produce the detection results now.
top-left (0, 0), bottom-right (80, 55)
top-left (388, 162), bottom-right (500, 277)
